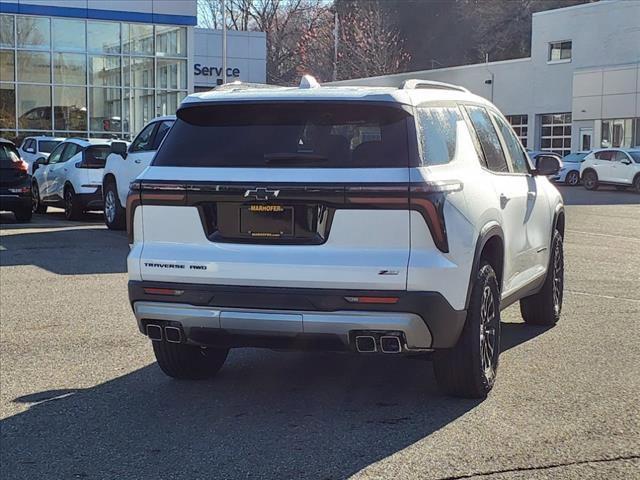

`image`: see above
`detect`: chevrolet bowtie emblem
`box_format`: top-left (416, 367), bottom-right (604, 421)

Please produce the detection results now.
top-left (244, 188), bottom-right (280, 201)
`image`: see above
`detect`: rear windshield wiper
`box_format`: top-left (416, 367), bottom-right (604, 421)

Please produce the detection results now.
top-left (264, 153), bottom-right (328, 163)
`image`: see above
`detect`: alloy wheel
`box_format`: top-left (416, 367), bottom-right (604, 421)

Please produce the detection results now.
top-left (65, 191), bottom-right (73, 219)
top-left (479, 285), bottom-right (498, 381)
top-left (32, 184), bottom-right (40, 213)
top-left (552, 239), bottom-right (564, 315)
top-left (105, 190), bottom-right (117, 224)
top-left (566, 171), bottom-right (579, 186)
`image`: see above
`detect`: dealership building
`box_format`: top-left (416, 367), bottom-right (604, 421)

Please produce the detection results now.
top-left (335, 0), bottom-right (640, 156)
top-left (0, 0), bottom-right (266, 142)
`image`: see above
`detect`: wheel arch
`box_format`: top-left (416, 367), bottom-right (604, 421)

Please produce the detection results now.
top-left (553, 205), bottom-right (565, 238)
top-left (465, 223), bottom-right (505, 310)
top-left (581, 167), bottom-right (597, 180)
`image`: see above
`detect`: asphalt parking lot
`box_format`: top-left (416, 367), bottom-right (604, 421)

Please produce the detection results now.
top-left (1, 186), bottom-right (639, 480)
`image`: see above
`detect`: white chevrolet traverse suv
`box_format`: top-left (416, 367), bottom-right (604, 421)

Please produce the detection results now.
top-left (102, 115), bottom-right (175, 229)
top-left (580, 148), bottom-right (640, 192)
top-left (127, 78), bottom-right (565, 398)
top-left (32, 138), bottom-right (112, 219)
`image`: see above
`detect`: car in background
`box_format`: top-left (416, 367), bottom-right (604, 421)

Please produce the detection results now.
top-left (18, 136), bottom-right (65, 174)
top-left (555, 151), bottom-right (590, 186)
top-left (102, 115), bottom-right (175, 230)
top-left (31, 138), bottom-right (113, 220)
top-left (580, 148), bottom-right (640, 193)
top-left (0, 138), bottom-right (32, 222)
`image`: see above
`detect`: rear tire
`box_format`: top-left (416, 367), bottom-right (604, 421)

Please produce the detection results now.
top-left (32, 181), bottom-right (47, 214)
top-left (433, 262), bottom-right (501, 398)
top-left (633, 176), bottom-right (640, 194)
top-left (564, 170), bottom-right (580, 186)
top-left (583, 170), bottom-right (598, 190)
top-left (103, 181), bottom-right (126, 230)
top-left (14, 206), bottom-right (32, 222)
top-left (520, 230), bottom-right (564, 326)
top-left (64, 186), bottom-right (83, 221)
top-left (152, 341), bottom-right (229, 380)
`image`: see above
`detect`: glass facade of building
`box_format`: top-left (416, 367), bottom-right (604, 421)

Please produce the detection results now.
top-left (0, 14), bottom-right (188, 143)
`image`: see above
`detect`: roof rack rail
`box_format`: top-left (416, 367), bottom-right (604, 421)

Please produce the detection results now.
top-left (401, 79), bottom-right (469, 93)
top-left (214, 81), bottom-right (282, 91)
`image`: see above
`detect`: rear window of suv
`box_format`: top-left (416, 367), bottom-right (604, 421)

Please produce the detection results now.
top-left (153, 102), bottom-right (413, 168)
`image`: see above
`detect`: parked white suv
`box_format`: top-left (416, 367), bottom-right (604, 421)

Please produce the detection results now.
top-left (102, 116), bottom-right (175, 229)
top-left (18, 136), bottom-right (65, 174)
top-left (127, 79), bottom-right (565, 398)
top-left (580, 148), bottom-right (640, 192)
top-left (31, 138), bottom-right (112, 219)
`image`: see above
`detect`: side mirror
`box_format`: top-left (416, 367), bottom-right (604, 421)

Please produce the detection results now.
top-left (621, 159), bottom-right (632, 165)
top-left (535, 156), bottom-right (560, 176)
top-left (32, 157), bottom-right (45, 173)
top-left (110, 141), bottom-right (128, 159)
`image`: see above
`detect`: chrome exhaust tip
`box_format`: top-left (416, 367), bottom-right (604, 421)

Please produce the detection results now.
top-left (146, 324), bottom-right (163, 342)
top-left (380, 335), bottom-right (402, 353)
top-left (164, 326), bottom-right (182, 343)
top-left (355, 335), bottom-right (377, 353)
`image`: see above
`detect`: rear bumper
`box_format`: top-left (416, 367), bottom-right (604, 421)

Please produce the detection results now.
top-left (0, 193), bottom-right (31, 212)
top-left (128, 281), bottom-right (467, 350)
top-left (77, 186), bottom-right (103, 210)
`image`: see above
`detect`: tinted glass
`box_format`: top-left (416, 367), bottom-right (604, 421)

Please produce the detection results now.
top-left (89, 88), bottom-right (122, 132)
top-left (0, 15), bottom-right (14, 48)
top-left (60, 143), bottom-right (82, 162)
top-left (1, 50), bottom-right (15, 81)
top-left (629, 152), bottom-right (640, 163)
top-left (154, 103), bottom-right (411, 168)
top-left (417, 106), bottom-right (461, 166)
top-left (0, 143), bottom-right (20, 164)
top-left (16, 16), bottom-right (50, 50)
top-left (87, 21), bottom-right (120, 54)
top-left (0, 84), bottom-right (16, 129)
top-left (130, 122), bottom-right (157, 152)
top-left (38, 140), bottom-right (60, 153)
top-left (493, 114), bottom-right (530, 173)
top-left (595, 151), bottom-right (613, 161)
top-left (53, 53), bottom-right (86, 84)
top-left (89, 56), bottom-right (121, 86)
top-left (47, 143), bottom-right (66, 163)
top-left (53, 86), bottom-right (87, 131)
top-left (84, 145), bottom-right (110, 167)
top-left (17, 85), bottom-right (51, 130)
top-left (52, 19), bottom-right (85, 52)
top-left (465, 106), bottom-right (509, 173)
top-left (17, 51), bottom-right (50, 83)
top-left (151, 120), bottom-right (173, 150)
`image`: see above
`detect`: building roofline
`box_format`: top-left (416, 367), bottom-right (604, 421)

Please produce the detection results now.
top-left (331, 57), bottom-right (531, 85)
top-left (532, 0), bottom-right (618, 17)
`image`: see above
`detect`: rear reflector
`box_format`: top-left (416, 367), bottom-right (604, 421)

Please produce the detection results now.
top-left (143, 288), bottom-right (184, 296)
top-left (344, 296), bottom-right (399, 304)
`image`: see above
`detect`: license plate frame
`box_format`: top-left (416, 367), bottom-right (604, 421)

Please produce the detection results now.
top-left (240, 205), bottom-right (294, 238)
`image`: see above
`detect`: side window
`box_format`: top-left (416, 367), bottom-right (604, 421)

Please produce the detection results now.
top-left (130, 122), bottom-right (158, 153)
top-left (465, 106), bottom-right (509, 173)
top-left (25, 139), bottom-right (35, 151)
top-left (47, 143), bottom-right (66, 164)
top-left (417, 106), bottom-right (461, 165)
top-left (59, 143), bottom-right (82, 163)
top-left (151, 120), bottom-right (174, 150)
top-left (613, 151), bottom-right (629, 162)
top-left (493, 114), bottom-right (530, 174)
top-left (595, 151), bottom-right (613, 161)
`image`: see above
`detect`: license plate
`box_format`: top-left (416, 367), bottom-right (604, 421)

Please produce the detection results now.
top-left (240, 205), bottom-right (294, 238)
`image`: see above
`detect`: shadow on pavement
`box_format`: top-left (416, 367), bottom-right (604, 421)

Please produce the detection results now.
top-left (0, 226), bottom-right (127, 275)
top-left (557, 185), bottom-right (640, 206)
top-left (2, 323), bottom-right (550, 480)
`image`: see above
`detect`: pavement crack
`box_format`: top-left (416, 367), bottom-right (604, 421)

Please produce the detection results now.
top-left (434, 454), bottom-right (640, 479)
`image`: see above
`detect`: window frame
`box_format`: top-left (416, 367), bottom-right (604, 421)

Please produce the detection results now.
top-left (129, 120), bottom-right (159, 153)
top-left (490, 111), bottom-right (533, 175)
top-left (548, 40), bottom-right (572, 63)
top-left (45, 142), bottom-right (66, 164)
top-left (460, 103), bottom-right (523, 176)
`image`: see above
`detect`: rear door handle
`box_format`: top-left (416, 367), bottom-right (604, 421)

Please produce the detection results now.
top-left (134, 159), bottom-right (142, 164)
top-left (500, 193), bottom-right (510, 208)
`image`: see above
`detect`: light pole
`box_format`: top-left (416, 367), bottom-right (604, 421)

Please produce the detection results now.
top-left (222, 0), bottom-right (227, 84)
top-left (332, 10), bottom-right (339, 82)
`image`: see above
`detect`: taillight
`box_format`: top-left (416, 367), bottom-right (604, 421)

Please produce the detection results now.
top-left (12, 159), bottom-right (29, 173)
top-left (143, 287), bottom-right (184, 296)
top-left (126, 181), bottom-right (142, 244)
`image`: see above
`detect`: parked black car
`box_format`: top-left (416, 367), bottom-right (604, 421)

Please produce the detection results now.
top-left (0, 138), bottom-right (33, 222)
